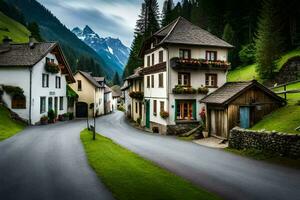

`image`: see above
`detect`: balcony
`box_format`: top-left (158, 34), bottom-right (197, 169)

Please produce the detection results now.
top-left (172, 85), bottom-right (209, 95)
top-left (129, 91), bottom-right (144, 101)
top-left (170, 57), bottom-right (230, 71)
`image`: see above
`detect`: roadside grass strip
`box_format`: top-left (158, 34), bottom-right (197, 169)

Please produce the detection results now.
top-left (80, 129), bottom-right (219, 200)
top-left (0, 105), bottom-right (25, 141)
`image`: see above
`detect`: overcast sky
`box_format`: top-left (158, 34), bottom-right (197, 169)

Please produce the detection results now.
top-left (37, 0), bottom-right (179, 47)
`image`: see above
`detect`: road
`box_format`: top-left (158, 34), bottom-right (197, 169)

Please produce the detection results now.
top-left (0, 120), bottom-right (114, 200)
top-left (95, 111), bottom-right (300, 200)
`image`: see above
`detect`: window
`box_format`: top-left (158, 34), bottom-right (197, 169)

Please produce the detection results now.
top-left (42, 74), bottom-right (49, 88)
top-left (153, 100), bottom-right (157, 115)
top-left (147, 76), bottom-right (150, 88)
top-left (206, 51), bottom-right (217, 61)
top-left (151, 75), bottom-right (154, 88)
top-left (135, 102), bottom-right (138, 114)
top-left (151, 54), bottom-right (155, 65)
top-left (48, 97), bottom-right (52, 110)
top-left (40, 97), bottom-right (46, 114)
top-left (160, 101), bottom-right (164, 112)
top-left (158, 73), bottom-right (163, 88)
top-left (12, 95), bottom-right (26, 109)
top-left (46, 57), bottom-right (50, 63)
top-left (159, 50), bottom-right (164, 63)
top-left (178, 73), bottom-right (190, 86)
top-left (205, 74), bottom-right (218, 87)
top-left (56, 76), bottom-right (61, 89)
top-left (179, 49), bottom-right (191, 59)
top-left (59, 97), bottom-right (64, 110)
top-left (147, 56), bottom-right (151, 67)
top-left (176, 100), bottom-right (195, 120)
top-left (51, 58), bottom-right (55, 63)
top-left (77, 80), bottom-right (82, 91)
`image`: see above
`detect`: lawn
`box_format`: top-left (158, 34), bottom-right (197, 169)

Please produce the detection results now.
top-left (0, 105), bottom-right (25, 141)
top-left (0, 11), bottom-right (30, 43)
top-left (80, 129), bottom-right (219, 200)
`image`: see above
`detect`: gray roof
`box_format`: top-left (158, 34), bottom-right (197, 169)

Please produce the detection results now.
top-left (93, 77), bottom-right (105, 82)
top-left (125, 67), bottom-right (143, 80)
top-left (155, 17), bottom-right (233, 48)
top-left (0, 42), bottom-right (57, 66)
top-left (78, 71), bottom-right (101, 88)
top-left (104, 85), bottom-right (112, 94)
top-left (200, 80), bottom-right (284, 105)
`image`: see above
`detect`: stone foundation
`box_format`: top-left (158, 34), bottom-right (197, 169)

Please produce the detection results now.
top-left (229, 127), bottom-right (300, 158)
top-left (167, 121), bottom-right (202, 136)
top-left (150, 122), bottom-right (167, 135)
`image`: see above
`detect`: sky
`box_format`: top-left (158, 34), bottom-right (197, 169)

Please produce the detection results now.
top-left (37, 0), bottom-right (179, 47)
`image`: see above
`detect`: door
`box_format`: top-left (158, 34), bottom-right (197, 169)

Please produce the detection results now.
top-left (48, 97), bottom-right (53, 111)
top-left (210, 109), bottom-right (227, 138)
top-left (240, 106), bottom-right (250, 128)
top-left (54, 97), bottom-right (58, 113)
top-left (76, 102), bottom-right (88, 118)
top-left (145, 100), bottom-right (150, 128)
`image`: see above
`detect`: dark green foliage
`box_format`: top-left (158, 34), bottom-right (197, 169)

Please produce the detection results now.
top-left (255, 0), bottom-right (284, 79)
top-left (222, 23), bottom-right (235, 64)
top-left (45, 62), bottom-right (59, 74)
top-left (2, 85), bottom-right (24, 97)
top-left (76, 55), bottom-right (104, 77)
top-left (0, 0), bottom-right (26, 25)
top-left (239, 43), bottom-right (256, 65)
top-left (27, 22), bottom-right (43, 41)
top-left (113, 72), bottom-right (121, 86)
top-left (47, 109), bottom-right (57, 123)
top-left (161, 0), bottom-right (174, 27)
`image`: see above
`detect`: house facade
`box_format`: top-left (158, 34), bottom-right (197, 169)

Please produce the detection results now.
top-left (0, 40), bottom-right (75, 124)
top-left (140, 17), bottom-right (233, 134)
top-left (104, 85), bottom-right (113, 114)
top-left (69, 71), bottom-right (105, 118)
top-left (120, 80), bottom-right (131, 118)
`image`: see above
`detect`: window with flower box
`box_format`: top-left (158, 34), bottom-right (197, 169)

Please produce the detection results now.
top-left (179, 49), bottom-right (191, 59)
top-left (178, 72), bottom-right (190, 86)
top-left (206, 51), bottom-right (217, 61)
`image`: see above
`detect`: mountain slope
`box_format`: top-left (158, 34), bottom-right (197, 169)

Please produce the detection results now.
top-left (72, 26), bottom-right (130, 74)
top-left (7, 0), bottom-right (113, 77)
top-left (0, 11), bottom-right (30, 43)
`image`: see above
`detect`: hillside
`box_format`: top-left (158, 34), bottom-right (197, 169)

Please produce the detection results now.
top-left (0, 11), bottom-right (30, 43)
top-left (6, 0), bottom-right (114, 78)
top-left (227, 49), bottom-right (300, 82)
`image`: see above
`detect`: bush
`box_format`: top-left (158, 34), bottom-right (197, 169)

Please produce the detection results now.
top-left (2, 85), bottom-right (25, 98)
top-left (45, 62), bottom-right (59, 73)
top-left (160, 111), bottom-right (169, 119)
top-left (68, 112), bottom-right (74, 120)
top-left (197, 87), bottom-right (209, 94)
top-left (239, 43), bottom-right (256, 65)
top-left (48, 109), bottom-right (57, 123)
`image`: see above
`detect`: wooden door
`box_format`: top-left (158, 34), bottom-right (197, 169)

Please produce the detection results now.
top-left (240, 107), bottom-right (250, 128)
top-left (210, 109), bottom-right (226, 137)
top-left (145, 100), bottom-right (150, 128)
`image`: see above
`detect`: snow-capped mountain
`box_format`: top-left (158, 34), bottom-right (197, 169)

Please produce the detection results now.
top-left (72, 25), bottom-right (130, 73)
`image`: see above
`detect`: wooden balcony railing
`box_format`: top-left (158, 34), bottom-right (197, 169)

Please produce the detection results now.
top-left (170, 57), bottom-right (230, 70)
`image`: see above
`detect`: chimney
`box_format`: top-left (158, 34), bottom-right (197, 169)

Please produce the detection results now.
top-left (29, 35), bottom-right (36, 49)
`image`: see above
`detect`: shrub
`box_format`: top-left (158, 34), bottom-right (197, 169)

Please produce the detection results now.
top-left (2, 85), bottom-right (25, 98)
top-left (239, 43), bottom-right (256, 65)
top-left (197, 87), bottom-right (209, 94)
top-left (48, 109), bottom-right (57, 123)
top-left (45, 62), bottom-right (59, 73)
top-left (68, 112), bottom-right (74, 120)
top-left (160, 111), bottom-right (169, 119)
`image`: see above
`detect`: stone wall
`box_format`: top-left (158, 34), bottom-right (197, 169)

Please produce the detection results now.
top-left (274, 57), bottom-right (300, 84)
top-left (229, 127), bottom-right (300, 158)
top-left (167, 122), bottom-right (202, 136)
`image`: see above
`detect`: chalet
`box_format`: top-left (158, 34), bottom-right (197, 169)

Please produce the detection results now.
top-left (200, 80), bottom-right (286, 138)
top-left (69, 71), bottom-right (105, 118)
top-left (0, 39), bottom-right (75, 124)
top-left (139, 17), bottom-right (233, 134)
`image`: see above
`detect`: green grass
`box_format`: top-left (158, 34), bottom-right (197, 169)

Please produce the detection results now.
top-left (273, 81), bottom-right (300, 104)
top-left (0, 105), bottom-right (26, 141)
top-left (0, 11), bottom-right (30, 43)
top-left (275, 49), bottom-right (300, 71)
top-left (225, 148), bottom-right (300, 169)
top-left (80, 129), bottom-right (219, 200)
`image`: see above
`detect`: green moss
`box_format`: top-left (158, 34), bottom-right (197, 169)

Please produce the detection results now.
top-left (80, 129), bottom-right (219, 200)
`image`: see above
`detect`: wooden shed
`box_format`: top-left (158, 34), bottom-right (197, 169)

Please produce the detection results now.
top-left (200, 80), bottom-right (286, 139)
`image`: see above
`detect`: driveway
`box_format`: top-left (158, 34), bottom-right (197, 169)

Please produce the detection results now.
top-left (0, 120), bottom-right (114, 200)
top-left (96, 111), bottom-right (300, 200)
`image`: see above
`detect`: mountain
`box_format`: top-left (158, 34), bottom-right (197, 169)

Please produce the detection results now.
top-left (72, 26), bottom-right (130, 74)
top-left (6, 0), bottom-right (114, 78)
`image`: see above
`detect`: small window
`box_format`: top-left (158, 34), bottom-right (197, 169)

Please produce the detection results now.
top-left (151, 75), bottom-right (154, 88)
top-left (42, 74), bottom-right (49, 88)
top-left (147, 56), bottom-right (151, 67)
top-left (153, 100), bottom-right (157, 115)
top-left (206, 51), bottom-right (217, 61)
top-left (158, 73), bottom-right (163, 88)
top-left (59, 97), bottom-right (64, 110)
top-left (151, 54), bottom-right (155, 65)
top-left (160, 101), bottom-right (164, 112)
top-left (135, 102), bottom-right (138, 114)
top-left (51, 58), bottom-right (55, 63)
top-left (78, 80), bottom-right (82, 91)
top-left (205, 74), bottom-right (218, 87)
top-left (159, 50), bottom-right (164, 63)
top-left (40, 97), bottom-right (46, 114)
top-left (178, 73), bottom-right (190, 86)
top-left (56, 76), bottom-right (61, 89)
top-left (12, 95), bottom-right (26, 109)
top-left (147, 76), bottom-right (150, 88)
top-left (46, 57), bottom-right (50, 63)
top-left (179, 49), bottom-right (191, 59)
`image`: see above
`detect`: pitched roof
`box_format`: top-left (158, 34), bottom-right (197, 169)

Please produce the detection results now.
top-left (200, 80), bottom-right (285, 105)
top-left (0, 42), bottom-right (57, 66)
top-left (155, 17), bottom-right (233, 48)
top-left (78, 71), bottom-right (101, 88)
top-left (125, 67), bottom-right (143, 80)
top-left (104, 85), bottom-right (112, 94)
top-left (93, 76), bottom-right (105, 82)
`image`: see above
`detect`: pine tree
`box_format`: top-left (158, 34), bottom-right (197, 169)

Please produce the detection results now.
top-left (222, 23), bottom-right (236, 64)
top-left (161, 0), bottom-right (174, 27)
top-left (113, 72), bottom-right (121, 86)
top-left (27, 22), bottom-right (43, 41)
top-left (255, 0), bottom-right (284, 79)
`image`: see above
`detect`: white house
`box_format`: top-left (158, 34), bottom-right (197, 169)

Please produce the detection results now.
top-left (120, 80), bottom-right (131, 118)
top-left (104, 85), bottom-right (113, 114)
top-left (140, 17), bottom-right (233, 134)
top-left (69, 71), bottom-right (105, 118)
top-left (0, 39), bottom-right (75, 125)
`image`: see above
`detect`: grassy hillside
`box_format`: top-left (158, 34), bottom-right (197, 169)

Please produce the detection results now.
top-left (0, 105), bottom-right (25, 141)
top-left (0, 11), bottom-right (30, 43)
top-left (251, 81), bottom-right (300, 134)
top-left (228, 49), bottom-right (300, 82)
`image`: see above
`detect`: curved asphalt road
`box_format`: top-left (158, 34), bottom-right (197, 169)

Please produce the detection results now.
top-left (95, 111), bottom-right (300, 200)
top-left (0, 120), bottom-right (114, 200)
